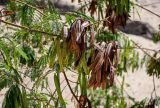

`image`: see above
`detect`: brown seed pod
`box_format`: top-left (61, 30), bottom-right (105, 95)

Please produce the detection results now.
top-left (88, 41), bottom-right (119, 89)
top-left (88, 0), bottom-right (97, 16)
top-left (103, 6), bottom-right (129, 33)
top-left (66, 19), bottom-right (90, 66)
top-left (77, 95), bottom-right (92, 108)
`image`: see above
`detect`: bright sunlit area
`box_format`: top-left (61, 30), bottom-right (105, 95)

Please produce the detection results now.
top-left (0, 0), bottom-right (160, 108)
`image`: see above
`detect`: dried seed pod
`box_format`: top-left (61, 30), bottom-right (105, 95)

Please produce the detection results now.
top-left (88, 0), bottom-right (97, 16)
top-left (77, 95), bottom-right (92, 108)
top-left (66, 19), bottom-right (90, 66)
top-left (103, 6), bottom-right (129, 33)
top-left (88, 41), bottom-right (119, 89)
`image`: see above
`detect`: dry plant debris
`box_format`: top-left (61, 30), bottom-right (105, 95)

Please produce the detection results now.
top-left (66, 19), bottom-right (90, 66)
top-left (88, 41), bottom-right (119, 89)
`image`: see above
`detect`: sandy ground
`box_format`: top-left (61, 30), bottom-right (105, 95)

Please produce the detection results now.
top-left (122, 0), bottom-right (160, 103)
top-left (0, 0), bottom-right (160, 107)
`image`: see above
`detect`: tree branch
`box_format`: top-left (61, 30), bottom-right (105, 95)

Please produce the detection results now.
top-left (62, 71), bottom-right (80, 104)
top-left (152, 75), bottom-right (157, 97)
top-left (120, 32), bottom-right (158, 61)
top-left (0, 19), bottom-right (59, 37)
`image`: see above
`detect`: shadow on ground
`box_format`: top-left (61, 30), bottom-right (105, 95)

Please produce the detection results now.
top-left (118, 21), bottom-right (156, 40)
top-left (54, 2), bottom-right (76, 12)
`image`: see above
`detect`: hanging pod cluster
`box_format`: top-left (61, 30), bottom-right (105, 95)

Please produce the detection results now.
top-left (64, 19), bottom-right (119, 90)
top-left (65, 19), bottom-right (91, 66)
top-left (88, 41), bottom-right (119, 89)
top-left (77, 95), bottom-right (92, 108)
top-left (88, 0), bottom-right (130, 33)
top-left (103, 1), bottom-right (130, 33)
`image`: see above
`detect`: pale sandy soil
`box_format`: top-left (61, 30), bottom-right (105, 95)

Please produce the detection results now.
top-left (121, 0), bottom-right (160, 104)
top-left (0, 0), bottom-right (160, 107)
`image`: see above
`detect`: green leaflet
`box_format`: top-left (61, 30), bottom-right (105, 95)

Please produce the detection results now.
top-left (77, 55), bottom-right (88, 96)
top-left (96, 31), bottom-right (119, 42)
top-left (0, 40), bottom-right (11, 67)
top-left (47, 0), bottom-right (55, 14)
top-left (73, 11), bottom-right (96, 23)
top-left (152, 32), bottom-right (160, 43)
top-left (54, 73), bottom-right (66, 108)
top-left (30, 55), bottom-right (48, 82)
top-left (80, 72), bottom-right (87, 96)
top-left (20, 1), bottom-right (34, 26)
top-left (21, 88), bottom-right (28, 108)
top-left (37, 55), bottom-right (48, 69)
top-left (81, 56), bottom-right (89, 75)
top-left (2, 84), bottom-right (23, 108)
top-left (13, 48), bottom-right (18, 69)
top-left (97, 0), bottom-right (104, 20)
top-left (15, 46), bottom-right (29, 61)
top-left (61, 41), bottom-right (69, 67)
top-left (56, 40), bottom-right (63, 71)
top-left (126, 0), bottom-right (130, 12)
top-left (56, 40), bottom-right (69, 71)
top-left (0, 78), bottom-right (8, 91)
top-left (20, 45), bottom-right (35, 67)
top-left (141, 55), bottom-right (147, 68)
top-left (108, 0), bottom-right (131, 15)
top-left (6, 1), bottom-right (17, 22)
top-left (65, 14), bottom-right (76, 25)
top-left (131, 50), bottom-right (135, 72)
top-left (147, 55), bottom-right (160, 78)
top-left (117, 36), bottom-right (141, 74)
top-left (121, 0), bottom-right (125, 14)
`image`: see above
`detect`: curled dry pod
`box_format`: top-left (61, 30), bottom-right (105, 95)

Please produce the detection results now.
top-left (88, 0), bottom-right (97, 16)
top-left (103, 6), bottom-right (129, 33)
top-left (66, 19), bottom-right (90, 66)
top-left (89, 29), bottom-right (95, 48)
top-left (88, 41), bottom-right (119, 89)
top-left (77, 95), bottom-right (92, 108)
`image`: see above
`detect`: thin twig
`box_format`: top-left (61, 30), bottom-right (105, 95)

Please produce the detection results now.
top-left (62, 84), bottom-right (68, 92)
top-left (0, 19), bottom-right (59, 37)
top-left (19, 83), bottom-right (32, 91)
top-left (134, 3), bottom-right (160, 18)
top-left (129, 39), bottom-right (157, 60)
top-left (120, 32), bottom-right (158, 61)
top-left (74, 0), bottom-right (160, 19)
top-left (68, 79), bottom-right (79, 84)
top-left (66, 68), bottom-right (78, 74)
top-left (115, 77), bottom-right (137, 105)
top-left (62, 71), bottom-right (80, 104)
top-left (45, 79), bottom-right (65, 107)
top-left (32, 70), bottom-right (53, 90)
top-left (94, 33), bottom-right (158, 61)
top-left (152, 75), bottom-right (157, 97)
top-left (0, 14), bottom-right (14, 18)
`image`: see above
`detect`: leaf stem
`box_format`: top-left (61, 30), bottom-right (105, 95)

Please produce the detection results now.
top-left (134, 3), bottom-right (160, 18)
top-left (0, 19), bottom-right (59, 37)
top-left (62, 71), bottom-right (80, 104)
top-left (120, 32), bottom-right (158, 61)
